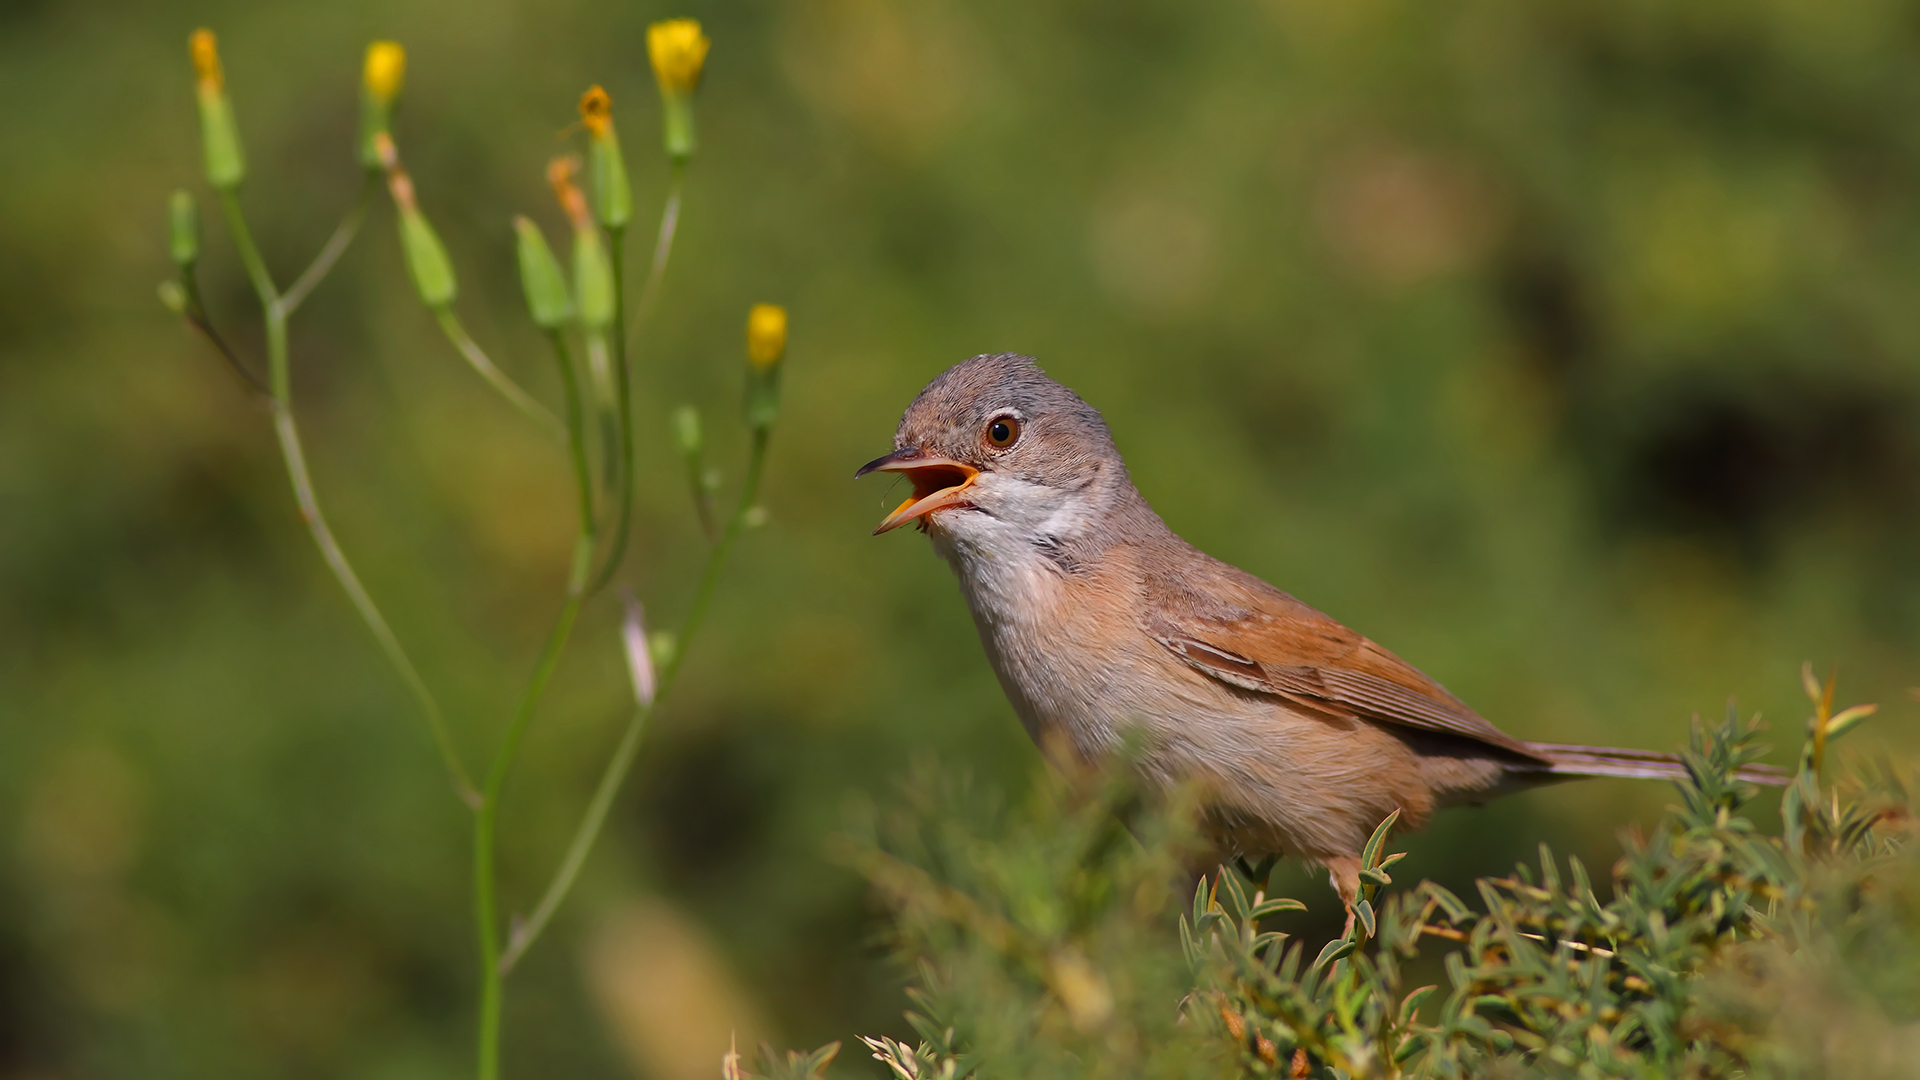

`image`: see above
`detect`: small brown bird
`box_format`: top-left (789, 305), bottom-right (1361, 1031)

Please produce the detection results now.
top-left (859, 353), bottom-right (1780, 913)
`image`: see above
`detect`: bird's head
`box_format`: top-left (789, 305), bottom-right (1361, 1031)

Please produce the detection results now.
top-left (856, 353), bottom-right (1135, 541)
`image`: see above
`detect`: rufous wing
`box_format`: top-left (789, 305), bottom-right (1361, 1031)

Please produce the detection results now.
top-left (1142, 560), bottom-right (1548, 765)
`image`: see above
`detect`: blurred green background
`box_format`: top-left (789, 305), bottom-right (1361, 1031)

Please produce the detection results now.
top-left (3, 0), bottom-right (1919, 1075)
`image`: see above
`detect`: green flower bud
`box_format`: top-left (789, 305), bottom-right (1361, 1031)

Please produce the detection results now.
top-left (672, 404), bottom-right (703, 461)
top-left (578, 87), bottom-right (632, 229)
top-left (572, 227), bottom-right (614, 331)
top-left (512, 216), bottom-right (572, 329)
top-left (398, 207), bottom-right (457, 308)
top-left (157, 280), bottom-right (188, 313)
top-left (191, 30), bottom-right (246, 189)
top-left (169, 189), bottom-right (200, 269)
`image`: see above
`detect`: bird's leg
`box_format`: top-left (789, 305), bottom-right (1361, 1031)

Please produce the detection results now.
top-left (1324, 854), bottom-right (1362, 938)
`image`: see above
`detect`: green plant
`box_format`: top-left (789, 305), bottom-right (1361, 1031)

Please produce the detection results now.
top-left (787, 670), bottom-right (1910, 1079)
top-left (159, 23), bottom-right (783, 1080)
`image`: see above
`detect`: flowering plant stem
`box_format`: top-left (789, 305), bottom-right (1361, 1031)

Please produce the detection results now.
top-left (473, 329), bottom-right (597, 1080)
top-left (500, 424), bottom-right (768, 974)
top-left (434, 308), bottom-right (566, 441)
top-left (591, 164), bottom-right (684, 592)
top-left (279, 174), bottom-right (376, 316)
top-left (214, 186), bottom-right (478, 805)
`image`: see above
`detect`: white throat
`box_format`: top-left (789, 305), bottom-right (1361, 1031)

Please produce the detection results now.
top-left (923, 471), bottom-right (1100, 580)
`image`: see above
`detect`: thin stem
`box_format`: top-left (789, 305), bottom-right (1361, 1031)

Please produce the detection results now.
top-left (274, 405), bottom-right (478, 804)
top-left (548, 332), bottom-right (596, 535)
top-left (433, 308), bottom-right (566, 441)
top-left (278, 174), bottom-right (377, 317)
top-left (216, 188), bottom-right (478, 805)
top-left (609, 227), bottom-right (628, 500)
top-left (176, 269), bottom-right (269, 396)
top-left (634, 166), bottom-right (685, 331)
top-left (502, 427), bottom-right (769, 971)
top-left (473, 329), bottom-right (600, 1078)
top-left (583, 333), bottom-right (621, 501)
top-left (500, 698), bottom-right (649, 973)
top-left (590, 168), bottom-right (683, 593)
top-left (672, 428), bottom-right (768, 667)
top-left (218, 190), bottom-right (279, 310)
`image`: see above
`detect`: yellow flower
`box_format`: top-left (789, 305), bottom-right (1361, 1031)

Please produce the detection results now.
top-left (363, 41), bottom-right (406, 106)
top-left (746, 304), bottom-right (787, 369)
top-left (647, 19), bottom-right (710, 96)
top-left (190, 28), bottom-right (222, 92)
top-left (578, 85), bottom-right (612, 139)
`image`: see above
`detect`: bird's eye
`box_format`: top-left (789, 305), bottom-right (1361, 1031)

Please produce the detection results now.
top-left (985, 415), bottom-right (1021, 448)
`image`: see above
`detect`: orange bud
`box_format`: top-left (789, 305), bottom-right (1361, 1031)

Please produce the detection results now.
top-left (579, 85), bottom-right (612, 139)
top-left (190, 28), bottom-right (222, 92)
top-left (545, 155), bottom-right (592, 232)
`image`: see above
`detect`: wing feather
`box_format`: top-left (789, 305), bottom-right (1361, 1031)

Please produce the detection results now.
top-left (1142, 553), bottom-right (1547, 764)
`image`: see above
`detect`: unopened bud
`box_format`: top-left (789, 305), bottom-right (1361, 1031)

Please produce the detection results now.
top-left (158, 280), bottom-right (188, 313)
top-left (548, 156), bottom-right (612, 328)
top-left (620, 592), bottom-right (657, 707)
top-left (375, 133), bottom-right (457, 308)
top-left (363, 41), bottom-right (405, 105)
top-left (398, 208), bottom-right (457, 308)
top-left (190, 28), bottom-right (222, 92)
top-left (647, 19), bottom-right (710, 96)
top-left (672, 404), bottom-right (703, 461)
top-left (169, 189), bottom-right (200, 268)
top-left (513, 216), bottom-right (573, 330)
top-left (578, 86), bottom-right (632, 229)
top-left (648, 631), bottom-right (678, 677)
top-left (573, 229), bottom-right (613, 331)
top-left (647, 19), bottom-right (709, 163)
top-left (579, 85), bottom-right (612, 139)
top-left (743, 303), bottom-right (786, 433)
top-left (745, 303), bottom-right (787, 369)
top-left (547, 155), bottom-right (592, 231)
top-left (190, 29), bottom-right (245, 189)
top-left (359, 41), bottom-right (406, 169)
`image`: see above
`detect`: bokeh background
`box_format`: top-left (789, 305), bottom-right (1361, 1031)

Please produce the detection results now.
top-left (4, 0), bottom-right (1919, 1075)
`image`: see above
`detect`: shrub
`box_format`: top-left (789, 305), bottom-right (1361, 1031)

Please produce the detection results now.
top-left (750, 673), bottom-right (1913, 1079)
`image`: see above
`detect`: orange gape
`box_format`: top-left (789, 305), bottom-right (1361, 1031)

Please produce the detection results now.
top-left (859, 352), bottom-right (1784, 920)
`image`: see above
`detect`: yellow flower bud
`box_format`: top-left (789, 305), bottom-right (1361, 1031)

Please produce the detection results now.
top-left (746, 304), bottom-right (787, 369)
top-left (579, 85), bottom-right (612, 139)
top-left (743, 303), bottom-right (787, 433)
top-left (363, 41), bottom-right (406, 106)
top-left (190, 28), bottom-right (222, 92)
top-left (358, 41), bottom-right (406, 169)
top-left (647, 19), bottom-right (710, 96)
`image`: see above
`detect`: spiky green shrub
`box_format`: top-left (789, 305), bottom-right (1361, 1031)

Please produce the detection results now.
top-left (750, 674), bottom-right (1914, 1079)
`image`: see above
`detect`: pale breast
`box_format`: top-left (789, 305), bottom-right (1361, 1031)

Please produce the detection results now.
top-left (930, 522), bottom-right (1438, 861)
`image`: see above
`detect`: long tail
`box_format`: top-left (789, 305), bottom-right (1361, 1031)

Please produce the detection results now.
top-left (1526, 742), bottom-right (1788, 786)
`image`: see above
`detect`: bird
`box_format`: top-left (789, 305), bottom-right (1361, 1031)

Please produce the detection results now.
top-left (857, 352), bottom-right (1783, 915)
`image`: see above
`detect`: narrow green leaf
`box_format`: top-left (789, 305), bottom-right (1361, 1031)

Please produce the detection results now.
top-left (1398, 984), bottom-right (1439, 1024)
top-left (1249, 897), bottom-right (1308, 920)
top-left (1353, 898), bottom-right (1376, 938)
top-left (1311, 937), bottom-right (1357, 971)
top-left (1361, 808), bottom-right (1402, 869)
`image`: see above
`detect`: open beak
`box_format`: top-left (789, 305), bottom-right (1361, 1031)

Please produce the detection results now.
top-left (854, 448), bottom-right (980, 535)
